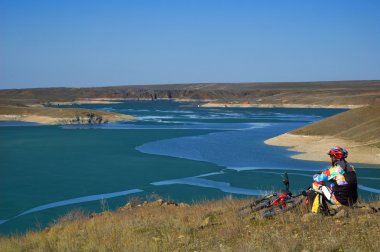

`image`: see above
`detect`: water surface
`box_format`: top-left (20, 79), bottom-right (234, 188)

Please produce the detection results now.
top-left (1, 101), bottom-right (379, 234)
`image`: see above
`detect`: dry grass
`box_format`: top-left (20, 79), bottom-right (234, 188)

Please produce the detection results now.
top-left (0, 198), bottom-right (379, 252)
top-left (292, 104), bottom-right (380, 148)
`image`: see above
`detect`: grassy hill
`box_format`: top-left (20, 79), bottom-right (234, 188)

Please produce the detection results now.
top-left (0, 198), bottom-right (379, 251)
top-left (292, 104), bottom-right (380, 149)
top-left (265, 104), bottom-right (380, 164)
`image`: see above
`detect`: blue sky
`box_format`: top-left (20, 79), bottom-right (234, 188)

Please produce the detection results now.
top-left (1, 0), bottom-right (379, 89)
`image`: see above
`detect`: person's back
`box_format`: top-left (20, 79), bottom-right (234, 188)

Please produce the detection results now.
top-left (312, 146), bottom-right (358, 206)
top-left (328, 159), bottom-right (358, 206)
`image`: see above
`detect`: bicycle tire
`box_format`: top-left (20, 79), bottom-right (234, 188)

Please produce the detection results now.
top-left (261, 196), bottom-right (303, 218)
top-left (251, 199), bottom-right (272, 212)
top-left (238, 194), bottom-right (276, 217)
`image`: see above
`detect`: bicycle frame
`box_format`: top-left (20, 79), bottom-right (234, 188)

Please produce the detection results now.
top-left (271, 192), bottom-right (292, 206)
top-left (239, 172), bottom-right (303, 218)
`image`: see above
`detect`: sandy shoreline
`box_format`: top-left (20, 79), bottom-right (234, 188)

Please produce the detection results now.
top-left (50, 97), bottom-right (210, 105)
top-left (201, 102), bottom-right (363, 109)
top-left (0, 114), bottom-right (67, 124)
top-left (50, 98), bottom-right (364, 109)
top-left (50, 99), bottom-right (123, 105)
top-left (265, 133), bottom-right (380, 166)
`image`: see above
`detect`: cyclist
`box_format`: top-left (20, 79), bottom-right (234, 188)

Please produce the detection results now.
top-left (311, 146), bottom-right (358, 208)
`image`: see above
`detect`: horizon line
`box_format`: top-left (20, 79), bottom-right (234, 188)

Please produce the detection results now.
top-left (1, 79), bottom-right (379, 91)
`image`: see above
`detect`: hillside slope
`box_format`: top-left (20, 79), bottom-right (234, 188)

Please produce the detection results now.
top-left (292, 104), bottom-right (380, 147)
top-left (0, 198), bottom-right (379, 251)
top-left (266, 104), bottom-right (380, 164)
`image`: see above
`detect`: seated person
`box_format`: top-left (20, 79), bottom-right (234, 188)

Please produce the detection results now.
top-left (312, 146), bottom-right (358, 206)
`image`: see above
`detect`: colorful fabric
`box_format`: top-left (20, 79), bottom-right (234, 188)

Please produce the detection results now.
top-left (313, 165), bottom-right (347, 186)
top-left (312, 164), bottom-right (347, 206)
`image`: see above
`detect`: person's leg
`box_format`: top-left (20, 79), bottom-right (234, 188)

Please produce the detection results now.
top-left (321, 186), bottom-right (337, 204)
top-left (321, 186), bottom-right (344, 213)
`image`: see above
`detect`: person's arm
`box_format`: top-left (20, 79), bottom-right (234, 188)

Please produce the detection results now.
top-left (313, 168), bottom-right (332, 184)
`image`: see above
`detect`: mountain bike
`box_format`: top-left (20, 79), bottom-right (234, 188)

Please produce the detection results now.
top-left (239, 172), bottom-right (304, 218)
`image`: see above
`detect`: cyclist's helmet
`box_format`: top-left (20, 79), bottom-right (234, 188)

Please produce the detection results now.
top-left (327, 146), bottom-right (348, 159)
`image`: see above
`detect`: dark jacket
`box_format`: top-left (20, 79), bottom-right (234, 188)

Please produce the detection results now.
top-left (333, 160), bottom-right (358, 206)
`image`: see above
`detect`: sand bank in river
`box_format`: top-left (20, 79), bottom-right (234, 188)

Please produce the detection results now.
top-left (265, 133), bottom-right (380, 165)
top-left (0, 114), bottom-right (68, 124)
top-left (0, 106), bottom-right (135, 125)
top-left (0, 113), bottom-right (134, 125)
top-left (50, 98), bottom-right (123, 105)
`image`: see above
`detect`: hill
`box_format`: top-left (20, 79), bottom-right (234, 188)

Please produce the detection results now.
top-left (1, 80), bottom-right (379, 108)
top-left (265, 104), bottom-right (380, 164)
top-left (0, 198), bottom-right (379, 251)
top-left (292, 104), bottom-right (380, 147)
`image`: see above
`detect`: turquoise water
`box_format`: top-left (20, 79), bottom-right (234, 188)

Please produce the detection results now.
top-left (0, 101), bottom-right (379, 234)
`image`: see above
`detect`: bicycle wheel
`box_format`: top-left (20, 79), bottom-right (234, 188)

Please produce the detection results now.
top-left (251, 199), bottom-right (272, 212)
top-left (238, 194), bottom-right (276, 217)
top-left (261, 196), bottom-right (303, 218)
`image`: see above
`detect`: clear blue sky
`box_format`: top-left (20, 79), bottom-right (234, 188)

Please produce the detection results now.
top-left (1, 0), bottom-right (379, 89)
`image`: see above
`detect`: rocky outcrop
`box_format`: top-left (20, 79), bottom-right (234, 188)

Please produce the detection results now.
top-left (116, 199), bottom-right (190, 213)
top-left (60, 112), bottom-right (108, 124)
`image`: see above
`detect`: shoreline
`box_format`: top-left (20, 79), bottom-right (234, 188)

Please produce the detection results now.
top-left (56, 99), bottom-right (377, 165)
top-left (265, 133), bottom-right (380, 166)
top-left (50, 97), bottom-right (210, 105)
top-left (201, 102), bottom-right (363, 109)
top-left (0, 105), bottom-right (135, 125)
top-left (50, 98), bottom-right (364, 109)
top-left (50, 99), bottom-right (123, 105)
top-left (0, 114), bottom-right (135, 125)
top-left (2, 100), bottom-right (377, 158)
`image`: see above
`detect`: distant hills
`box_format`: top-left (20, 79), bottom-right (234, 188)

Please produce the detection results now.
top-left (1, 81), bottom-right (379, 160)
top-left (1, 80), bottom-right (380, 107)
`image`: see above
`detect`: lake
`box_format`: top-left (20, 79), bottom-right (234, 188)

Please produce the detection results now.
top-left (1, 100), bottom-right (379, 234)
